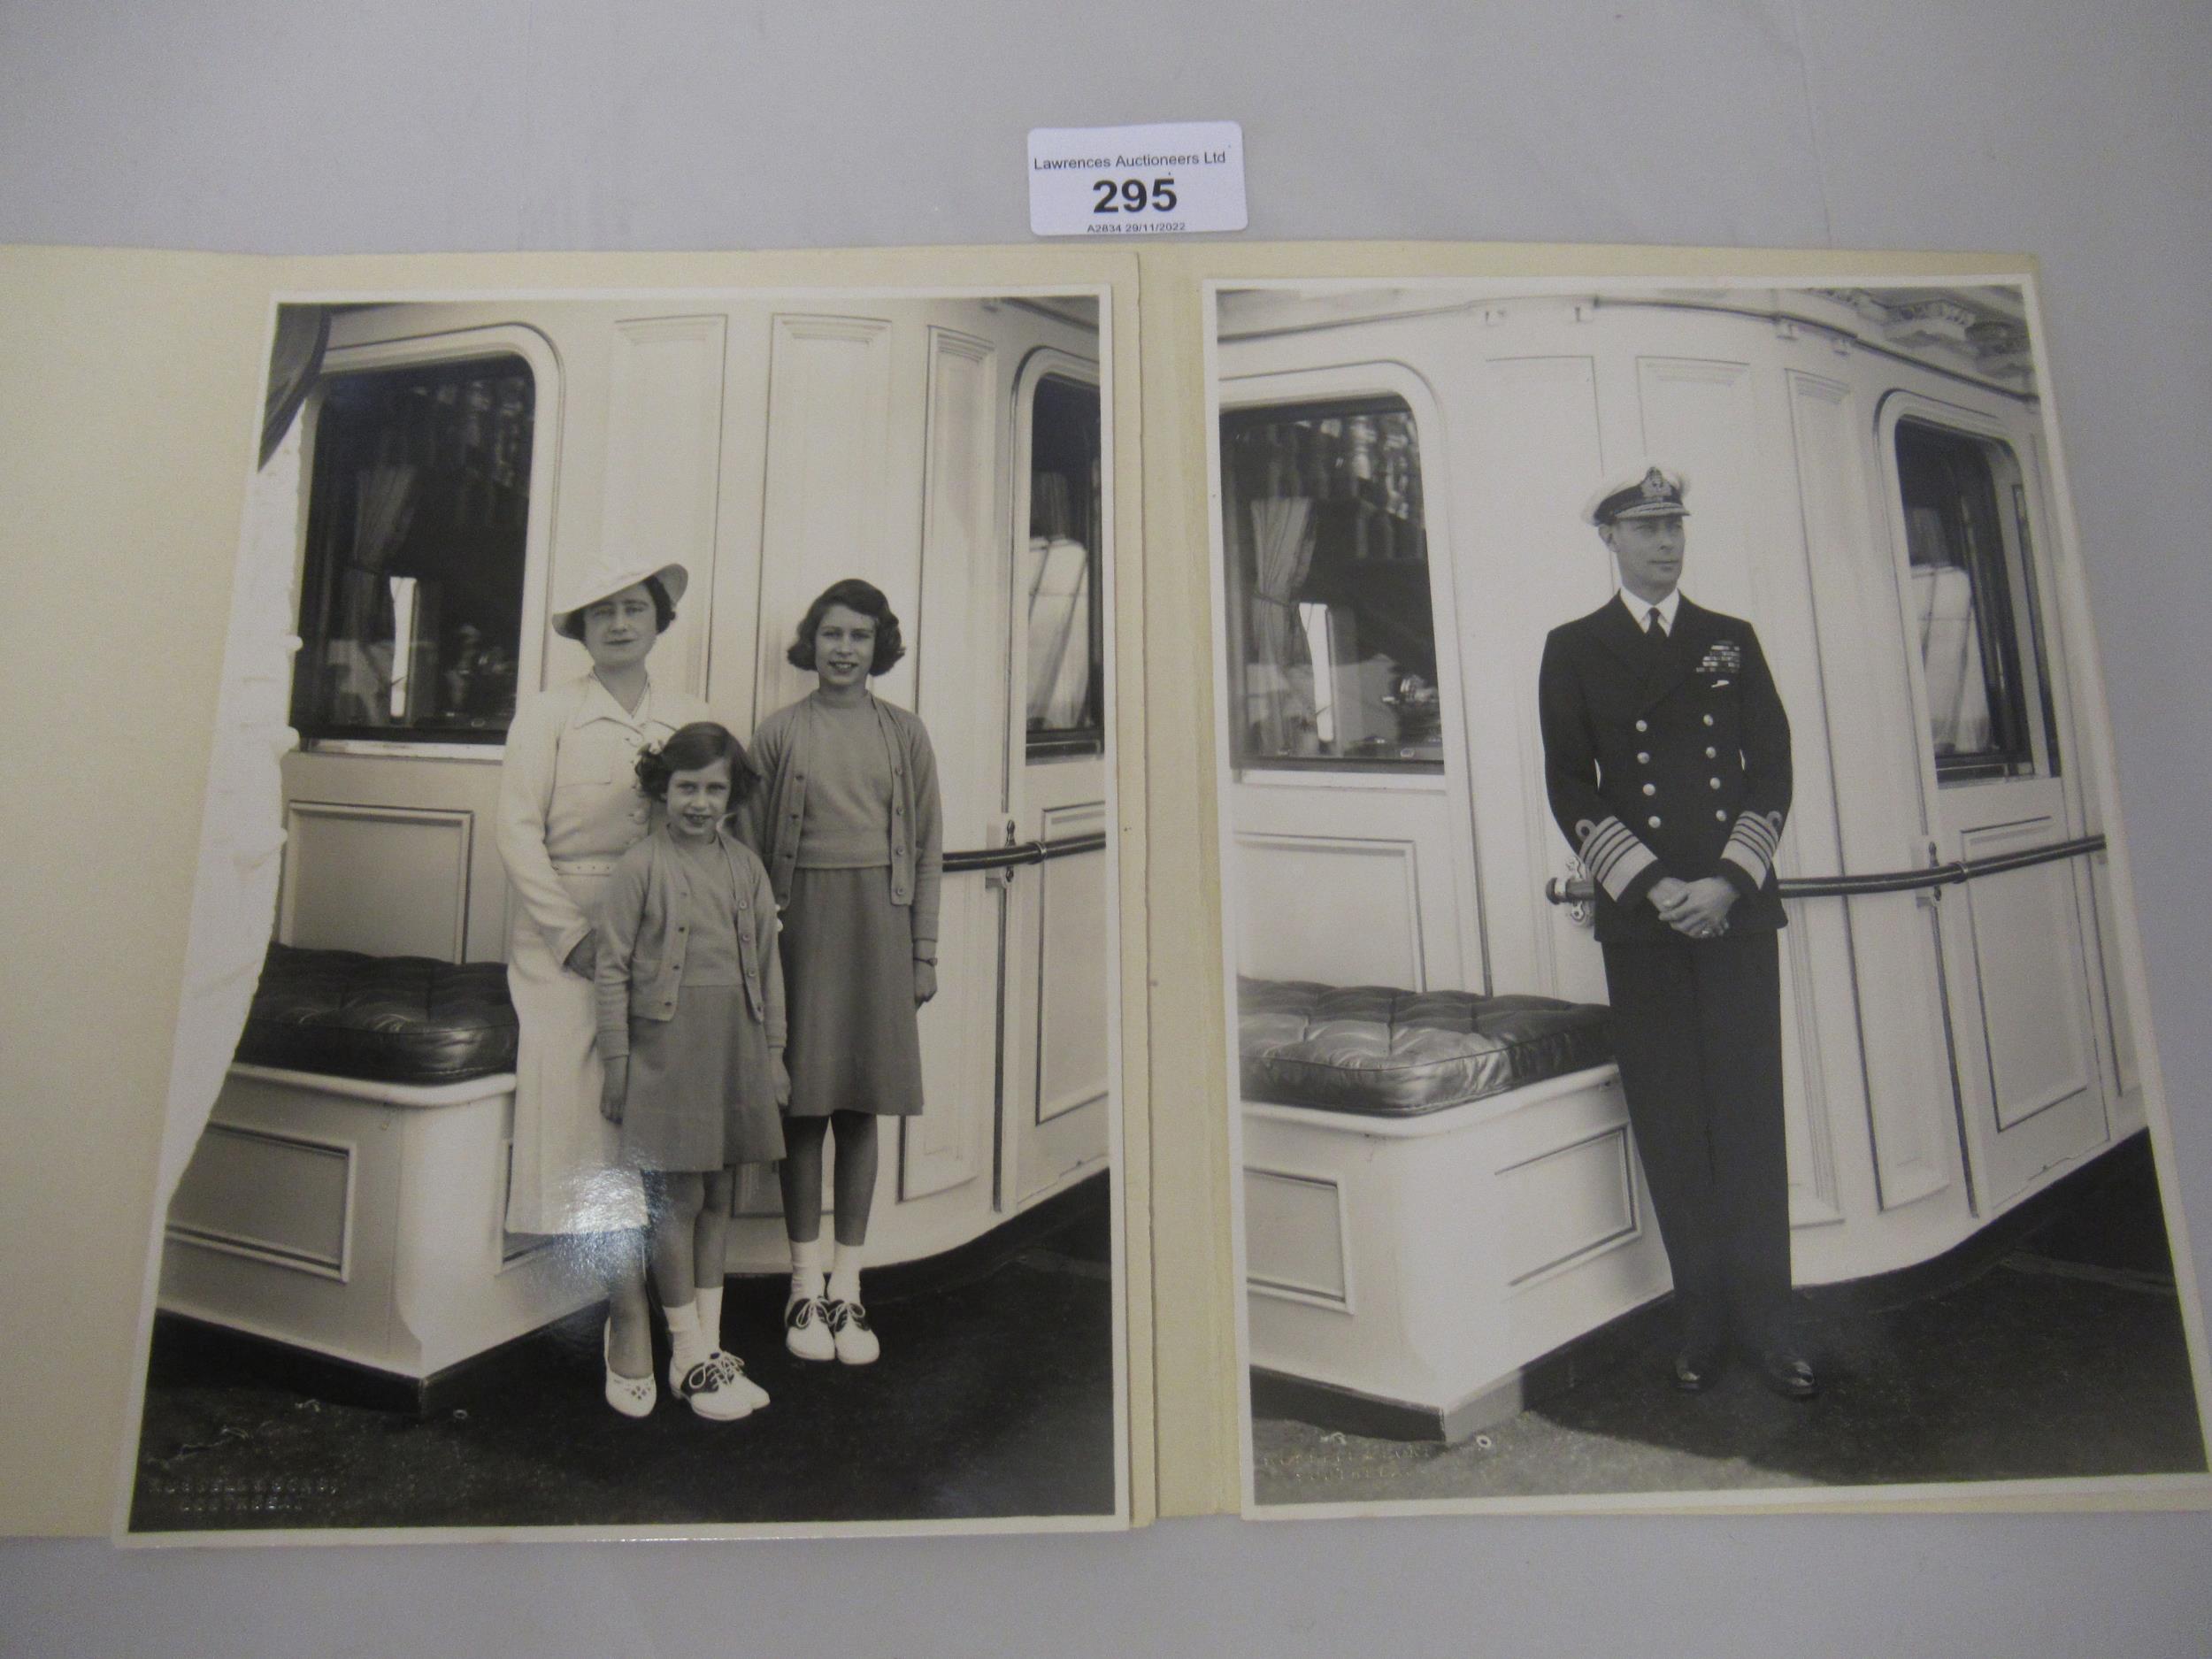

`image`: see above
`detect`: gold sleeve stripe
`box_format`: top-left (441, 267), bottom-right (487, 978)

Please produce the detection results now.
top-left (1722, 810), bottom-right (1780, 885)
top-left (1579, 815), bottom-right (1658, 900)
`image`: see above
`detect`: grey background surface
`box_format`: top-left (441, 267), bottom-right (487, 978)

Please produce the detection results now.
top-left (4, 0), bottom-right (2209, 1650)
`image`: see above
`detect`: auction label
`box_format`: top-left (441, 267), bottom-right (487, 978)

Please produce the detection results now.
top-left (1027, 121), bottom-right (1246, 236)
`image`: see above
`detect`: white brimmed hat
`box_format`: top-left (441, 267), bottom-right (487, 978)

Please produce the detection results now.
top-left (1584, 465), bottom-right (1690, 526)
top-left (551, 556), bottom-right (689, 640)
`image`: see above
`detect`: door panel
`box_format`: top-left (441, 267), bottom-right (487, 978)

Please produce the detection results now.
top-left (1961, 820), bottom-right (2095, 1131)
top-left (901, 325), bottom-right (1002, 1202)
top-left (1002, 354), bottom-right (1111, 1205)
top-left (1881, 402), bottom-right (2109, 1210)
top-left (1034, 803), bottom-right (1110, 1127)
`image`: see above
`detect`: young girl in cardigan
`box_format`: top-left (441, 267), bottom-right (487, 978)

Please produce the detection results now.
top-left (740, 580), bottom-right (945, 1366)
top-left (598, 722), bottom-right (789, 1418)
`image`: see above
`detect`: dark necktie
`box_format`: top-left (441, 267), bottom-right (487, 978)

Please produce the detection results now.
top-left (1646, 605), bottom-right (1666, 638)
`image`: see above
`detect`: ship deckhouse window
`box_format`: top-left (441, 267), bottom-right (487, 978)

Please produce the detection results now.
top-left (292, 356), bottom-right (534, 744)
top-left (1221, 397), bottom-right (1440, 771)
top-left (1025, 373), bottom-right (1105, 757)
top-left (1893, 419), bottom-right (2057, 781)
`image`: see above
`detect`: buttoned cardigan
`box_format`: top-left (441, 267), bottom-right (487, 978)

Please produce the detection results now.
top-left (593, 826), bottom-right (785, 1060)
top-left (735, 692), bottom-right (944, 954)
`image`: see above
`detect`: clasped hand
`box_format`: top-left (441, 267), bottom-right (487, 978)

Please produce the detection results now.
top-left (1650, 875), bottom-right (1738, 940)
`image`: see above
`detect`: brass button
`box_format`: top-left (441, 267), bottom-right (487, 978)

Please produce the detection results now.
top-left (1647, 815), bottom-right (1662, 828)
top-left (1642, 783), bottom-right (1656, 796)
top-left (1709, 778), bottom-right (1722, 789)
top-left (1635, 719), bottom-right (1648, 733)
top-left (1637, 751), bottom-right (1650, 764)
top-left (1702, 714), bottom-right (1715, 726)
top-left (1716, 810), bottom-right (1728, 821)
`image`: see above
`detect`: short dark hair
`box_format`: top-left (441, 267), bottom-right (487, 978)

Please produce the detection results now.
top-left (786, 578), bottom-right (906, 675)
top-left (634, 721), bottom-right (759, 804)
top-left (557, 572), bottom-right (678, 641)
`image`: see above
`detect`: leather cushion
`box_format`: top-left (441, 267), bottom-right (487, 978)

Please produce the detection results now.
top-left (236, 943), bottom-right (518, 1085)
top-left (1238, 977), bottom-right (1613, 1117)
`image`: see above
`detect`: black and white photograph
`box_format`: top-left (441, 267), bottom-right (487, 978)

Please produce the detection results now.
top-left (119, 285), bottom-right (1126, 1538)
top-left (1207, 275), bottom-right (2211, 1509)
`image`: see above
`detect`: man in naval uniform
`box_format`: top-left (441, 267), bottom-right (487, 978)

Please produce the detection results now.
top-left (1536, 465), bottom-right (1816, 1399)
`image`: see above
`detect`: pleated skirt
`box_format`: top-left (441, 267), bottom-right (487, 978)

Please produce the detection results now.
top-left (781, 864), bottom-right (926, 1118)
top-left (621, 985), bottom-right (787, 1171)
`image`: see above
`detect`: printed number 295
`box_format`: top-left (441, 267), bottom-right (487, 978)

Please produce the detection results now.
top-left (1093, 176), bottom-right (1177, 214)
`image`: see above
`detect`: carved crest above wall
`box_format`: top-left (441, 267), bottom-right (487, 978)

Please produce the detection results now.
top-left (1812, 287), bottom-right (2035, 389)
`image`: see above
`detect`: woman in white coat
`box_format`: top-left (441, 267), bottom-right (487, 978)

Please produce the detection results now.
top-left (496, 554), bottom-right (710, 1416)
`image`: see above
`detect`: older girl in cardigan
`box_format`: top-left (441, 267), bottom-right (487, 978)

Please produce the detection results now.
top-left (740, 579), bottom-right (943, 1365)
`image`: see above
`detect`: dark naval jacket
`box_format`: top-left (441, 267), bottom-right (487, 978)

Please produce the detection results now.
top-left (1537, 594), bottom-right (1792, 944)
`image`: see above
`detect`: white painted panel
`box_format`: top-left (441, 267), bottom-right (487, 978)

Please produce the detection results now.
top-left (756, 313), bottom-right (897, 718)
top-left (1243, 1168), bottom-right (1349, 1308)
top-left (903, 326), bottom-right (1001, 1202)
top-left (2091, 859), bottom-right (2139, 1098)
top-left (600, 314), bottom-right (727, 700)
top-left (166, 1125), bottom-right (352, 1279)
top-left (280, 802), bottom-right (472, 960)
top-left (1961, 822), bottom-right (2096, 1132)
top-left (1499, 1125), bottom-right (1639, 1287)
top-left (1036, 803), bottom-right (1109, 1125)
top-left (1633, 355), bottom-right (1762, 611)
top-left (1235, 831), bottom-right (1423, 988)
top-left (1462, 353), bottom-right (1611, 1005)
top-left (1639, 352), bottom-right (1846, 1224)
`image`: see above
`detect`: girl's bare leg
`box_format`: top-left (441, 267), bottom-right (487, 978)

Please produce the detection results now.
top-left (646, 1171), bottom-right (705, 1310)
top-left (695, 1169), bottom-right (733, 1308)
top-left (829, 1110), bottom-right (879, 1247)
top-left (779, 1116), bottom-right (830, 1244)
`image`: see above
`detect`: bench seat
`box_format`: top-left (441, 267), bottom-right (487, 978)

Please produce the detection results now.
top-left (1238, 977), bottom-right (1614, 1118)
top-left (235, 943), bottom-right (517, 1085)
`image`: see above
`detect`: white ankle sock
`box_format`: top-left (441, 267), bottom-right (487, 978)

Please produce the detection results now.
top-left (664, 1300), bottom-right (708, 1374)
top-left (828, 1243), bottom-right (864, 1305)
top-left (695, 1284), bottom-right (724, 1348)
top-left (789, 1238), bottom-right (825, 1305)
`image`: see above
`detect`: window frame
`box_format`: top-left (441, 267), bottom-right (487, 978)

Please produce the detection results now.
top-left (1880, 401), bottom-right (2062, 787)
top-left (1011, 351), bottom-right (1107, 764)
top-left (1217, 389), bottom-right (1446, 776)
top-left (290, 324), bottom-right (561, 758)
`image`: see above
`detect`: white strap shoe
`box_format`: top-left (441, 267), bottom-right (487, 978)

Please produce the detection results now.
top-left (603, 1320), bottom-right (657, 1418)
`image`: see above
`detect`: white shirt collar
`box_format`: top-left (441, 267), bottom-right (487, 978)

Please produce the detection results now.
top-left (1618, 588), bottom-right (1682, 634)
top-left (572, 671), bottom-right (658, 729)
